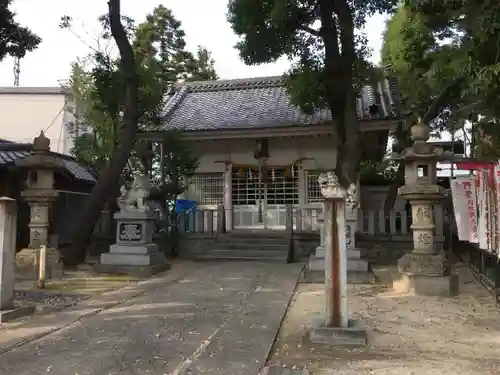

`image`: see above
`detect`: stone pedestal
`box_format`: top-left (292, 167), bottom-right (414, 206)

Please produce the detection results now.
top-left (306, 209), bottom-right (373, 284)
top-left (395, 249), bottom-right (459, 296)
top-left (94, 210), bottom-right (170, 277)
top-left (0, 198), bottom-right (35, 322)
top-left (15, 247), bottom-right (63, 280)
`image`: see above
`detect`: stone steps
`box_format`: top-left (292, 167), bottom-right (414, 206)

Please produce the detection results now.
top-left (214, 242), bottom-right (288, 250)
top-left (193, 232), bottom-right (290, 262)
top-left (195, 248), bottom-right (288, 262)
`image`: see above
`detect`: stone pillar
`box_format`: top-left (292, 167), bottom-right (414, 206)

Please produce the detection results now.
top-left (0, 197), bottom-right (35, 322)
top-left (28, 203), bottom-right (50, 249)
top-left (0, 198), bottom-right (17, 310)
top-left (323, 196), bottom-right (348, 328)
top-left (411, 202), bottom-right (435, 254)
top-left (308, 172), bottom-right (367, 346)
top-left (316, 213), bottom-right (325, 256)
top-left (224, 165), bottom-right (232, 231)
top-left (298, 167), bottom-right (306, 207)
top-left (306, 186), bottom-right (371, 284)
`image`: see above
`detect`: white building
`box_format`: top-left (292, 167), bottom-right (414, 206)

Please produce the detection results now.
top-left (0, 87), bottom-right (85, 155)
top-left (141, 76), bottom-right (401, 231)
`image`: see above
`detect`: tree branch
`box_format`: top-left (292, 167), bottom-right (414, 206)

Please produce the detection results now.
top-left (422, 76), bottom-right (465, 123)
top-left (298, 25), bottom-right (320, 37)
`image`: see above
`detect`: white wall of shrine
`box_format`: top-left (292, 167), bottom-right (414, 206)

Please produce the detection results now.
top-left (183, 135), bottom-right (337, 229)
top-left (191, 135), bottom-right (337, 173)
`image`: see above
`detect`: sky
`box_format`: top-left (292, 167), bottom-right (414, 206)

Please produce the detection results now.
top-left (0, 0), bottom-right (388, 87)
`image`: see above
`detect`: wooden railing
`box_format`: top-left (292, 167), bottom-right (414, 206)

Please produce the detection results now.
top-left (177, 204), bottom-right (224, 234)
top-left (169, 203), bottom-right (444, 238)
top-left (290, 205), bottom-right (444, 238)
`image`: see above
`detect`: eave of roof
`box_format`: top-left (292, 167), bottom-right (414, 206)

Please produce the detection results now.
top-left (0, 142), bottom-right (96, 183)
top-left (157, 75), bottom-right (401, 132)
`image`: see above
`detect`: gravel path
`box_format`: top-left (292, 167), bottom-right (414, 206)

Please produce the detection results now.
top-left (268, 264), bottom-right (500, 375)
top-left (14, 291), bottom-right (85, 312)
top-left (1, 262), bottom-right (303, 375)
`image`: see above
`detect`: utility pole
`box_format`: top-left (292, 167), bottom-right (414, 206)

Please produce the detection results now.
top-left (13, 58), bottom-right (20, 87)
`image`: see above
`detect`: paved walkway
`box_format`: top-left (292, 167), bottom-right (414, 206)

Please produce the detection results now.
top-left (0, 261), bottom-right (303, 375)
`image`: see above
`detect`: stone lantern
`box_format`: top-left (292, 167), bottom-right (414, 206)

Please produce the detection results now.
top-left (394, 118), bottom-right (458, 296)
top-left (15, 131), bottom-right (63, 279)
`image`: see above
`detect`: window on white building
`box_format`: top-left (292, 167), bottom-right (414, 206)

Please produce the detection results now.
top-left (306, 170), bottom-right (323, 203)
top-left (231, 167), bottom-right (298, 205)
top-left (189, 173), bottom-right (224, 205)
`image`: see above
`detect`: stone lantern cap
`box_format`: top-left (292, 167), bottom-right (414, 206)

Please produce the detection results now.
top-left (393, 118), bottom-right (455, 162)
top-left (398, 183), bottom-right (446, 200)
top-left (15, 131), bottom-right (65, 170)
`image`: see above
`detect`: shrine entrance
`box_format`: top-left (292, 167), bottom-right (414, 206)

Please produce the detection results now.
top-left (231, 166), bottom-right (299, 229)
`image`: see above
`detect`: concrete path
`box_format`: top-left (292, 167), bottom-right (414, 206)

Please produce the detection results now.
top-left (0, 261), bottom-right (303, 375)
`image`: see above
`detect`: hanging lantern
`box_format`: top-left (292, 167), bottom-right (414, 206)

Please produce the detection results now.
top-left (249, 168), bottom-right (253, 180)
top-left (238, 167), bottom-right (245, 178)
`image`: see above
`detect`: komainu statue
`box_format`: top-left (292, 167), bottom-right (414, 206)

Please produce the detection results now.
top-left (117, 172), bottom-right (152, 213)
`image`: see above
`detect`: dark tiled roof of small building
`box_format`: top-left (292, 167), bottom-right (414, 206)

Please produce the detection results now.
top-left (0, 142), bottom-right (96, 183)
top-left (160, 76), bottom-right (401, 131)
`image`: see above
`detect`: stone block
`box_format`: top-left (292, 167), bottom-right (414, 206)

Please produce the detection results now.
top-left (93, 262), bottom-right (170, 278)
top-left (0, 305), bottom-right (35, 323)
top-left (394, 272), bottom-right (459, 297)
top-left (308, 316), bottom-right (367, 346)
top-left (100, 250), bottom-right (166, 267)
top-left (315, 247), bottom-right (360, 259)
top-left (108, 243), bottom-right (158, 255)
top-left (398, 252), bottom-right (451, 277)
top-left (303, 269), bottom-right (374, 284)
top-left (15, 247), bottom-right (63, 280)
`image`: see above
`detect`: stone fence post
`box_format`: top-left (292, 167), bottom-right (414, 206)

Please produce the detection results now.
top-left (0, 198), bottom-right (17, 311)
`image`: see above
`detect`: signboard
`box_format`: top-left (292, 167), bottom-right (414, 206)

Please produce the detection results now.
top-left (494, 164), bottom-right (500, 252)
top-left (118, 223), bottom-right (142, 242)
top-left (451, 177), bottom-right (478, 243)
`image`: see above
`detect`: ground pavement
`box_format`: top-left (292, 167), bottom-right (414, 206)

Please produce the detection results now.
top-left (0, 261), bottom-right (304, 375)
top-left (268, 264), bottom-right (500, 375)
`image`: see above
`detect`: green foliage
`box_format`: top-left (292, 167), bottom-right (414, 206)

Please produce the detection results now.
top-left (148, 130), bottom-right (199, 256)
top-left (359, 158), bottom-right (398, 185)
top-left (228, 0), bottom-right (398, 113)
top-left (148, 130), bottom-right (199, 210)
top-left (227, 0), bottom-right (400, 186)
top-left (383, 1), bottom-right (500, 137)
top-left (0, 0), bottom-right (41, 61)
top-left (66, 5), bottom-right (217, 175)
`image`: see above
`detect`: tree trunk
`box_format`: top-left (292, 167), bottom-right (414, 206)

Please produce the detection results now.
top-left (67, 0), bottom-right (138, 266)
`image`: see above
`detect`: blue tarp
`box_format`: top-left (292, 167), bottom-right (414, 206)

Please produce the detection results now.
top-left (175, 200), bottom-right (196, 232)
top-left (175, 199), bottom-right (197, 213)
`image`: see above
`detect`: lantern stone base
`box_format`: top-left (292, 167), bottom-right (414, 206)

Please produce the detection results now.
top-left (308, 316), bottom-right (367, 346)
top-left (394, 252), bottom-right (459, 296)
top-left (15, 247), bottom-right (63, 280)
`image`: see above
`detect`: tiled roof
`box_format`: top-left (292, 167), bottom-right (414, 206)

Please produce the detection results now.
top-left (0, 143), bottom-right (96, 183)
top-left (160, 76), bottom-right (401, 131)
